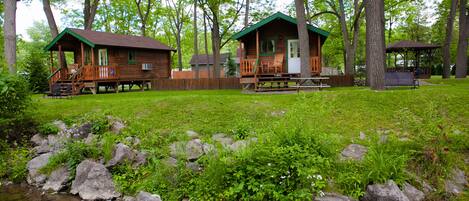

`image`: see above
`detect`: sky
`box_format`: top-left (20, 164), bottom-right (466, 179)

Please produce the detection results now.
top-left (17, 0), bottom-right (438, 41)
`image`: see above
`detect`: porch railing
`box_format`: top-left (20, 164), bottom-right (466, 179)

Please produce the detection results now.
top-left (240, 57), bottom-right (322, 76)
top-left (240, 59), bottom-right (257, 76)
top-left (49, 65), bottom-right (120, 81)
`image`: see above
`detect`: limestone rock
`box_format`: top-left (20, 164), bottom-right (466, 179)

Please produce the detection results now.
top-left (42, 166), bottom-right (70, 192)
top-left (27, 153), bottom-right (52, 186)
top-left (212, 133), bottom-right (234, 148)
top-left (315, 192), bottom-right (355, 201)
top-left (186, 162), bottom-right (202, 172)
top-left (444, 168), bottom-right (468, 195)
top-left (52, 120), bottom-right (67, 132)
top-left (169, 141), bottom-right (186, 158)
top-left (109, 116), bottom-right (126, 134)
top-left (186, 130), bottom-right (199, 139)
top-left (163, 157), bottom-right (178, 167)
top-left (359, 132), bottom-right (366, 140)
top-left (31, 134), bottom-right (46, 146)
top-left (133, 151), bottom-right (148, 167)
top-left (122, 196), bottom-right (137, 201)
top-left (402, 182), bottom-right (424, 201)
top-left (70, 160), bottom-right (120, 200)
top-left (362, 180), bottom-right (410, 201)
top-left (202, 143), bottom-right (215, 154)
top-left (136, 191), bottom-right (162, 201)
top-left (107, 143), bottom-right (136, 167)
top-left (185, 139), bottom-right (204, 161)
top-left (230, 140), bottom-right (248, 151)
top-left (340, 144), bottom-right (368, 161)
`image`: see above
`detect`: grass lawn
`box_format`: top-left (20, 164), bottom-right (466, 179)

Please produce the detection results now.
top-left (30, 77), bottom-right (469, 200)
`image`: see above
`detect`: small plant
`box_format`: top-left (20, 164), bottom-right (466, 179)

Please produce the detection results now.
top-left (0, 140), bottom-right (32, 182)
top-left (37, 123), bottom-right (60, 136)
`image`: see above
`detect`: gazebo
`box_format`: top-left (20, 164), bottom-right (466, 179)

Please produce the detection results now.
top-left (386, 40), bottom-right (441, 79)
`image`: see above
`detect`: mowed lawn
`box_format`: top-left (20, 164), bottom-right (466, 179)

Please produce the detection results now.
top-left (33, 78), bottom-right (469, 146)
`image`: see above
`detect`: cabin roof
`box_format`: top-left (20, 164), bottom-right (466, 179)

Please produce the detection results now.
top-left (232, 12), bottom-right (330, 41)
top-left (44, 28), bottom-right (175, 51)
top-left (386, 40), bottom-right (440, 53)
top-left (189, 53), bottom-right (231, 65)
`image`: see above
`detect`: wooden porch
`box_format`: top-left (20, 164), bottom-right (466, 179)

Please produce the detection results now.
top-left (239, 56), bottom-right (321, 77)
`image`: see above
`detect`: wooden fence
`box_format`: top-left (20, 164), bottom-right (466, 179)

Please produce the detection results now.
top-left (152, 78), bottom-right (241, 90)
top-left (323, 75), bottom-right (355, 87)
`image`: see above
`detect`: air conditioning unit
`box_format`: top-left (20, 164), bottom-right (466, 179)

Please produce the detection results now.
top-left (142, 63), bottom-right (153, 71)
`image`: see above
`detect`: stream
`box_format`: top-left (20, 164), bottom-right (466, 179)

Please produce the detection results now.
top-left (0, 183), bottom-right (81, 201)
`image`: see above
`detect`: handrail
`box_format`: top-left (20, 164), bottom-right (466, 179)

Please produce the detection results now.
top-left (47, 67), bottom-right (62, 80)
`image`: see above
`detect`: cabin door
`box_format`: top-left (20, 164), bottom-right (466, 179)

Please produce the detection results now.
top-left (287, 39), bottom-right (301, 74)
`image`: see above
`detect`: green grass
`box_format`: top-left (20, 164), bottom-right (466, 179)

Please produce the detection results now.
top-left (30, 77), bottom-right (469, 200)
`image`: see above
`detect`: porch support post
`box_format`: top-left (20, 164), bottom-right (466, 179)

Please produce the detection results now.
top-left (91, 48), bottom-right (95, 79)
top-left (50, 51), bottom-right (53, 71)
top-left (58, 45), bottom-right (62, 69)
top-left (81, 42), bottom-right (85, 67)
top-left (317, 36), bottom-right (321, 70)
top-left (256, 30), bottom-right (259, 60)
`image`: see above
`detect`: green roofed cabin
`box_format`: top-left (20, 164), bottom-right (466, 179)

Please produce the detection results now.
top-left (44, 28), bottom-right (175, 96)
top-left (232, 12), bottom-right (329, 90)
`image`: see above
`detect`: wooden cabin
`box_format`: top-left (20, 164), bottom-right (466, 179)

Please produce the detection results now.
top-left (44, 28), bottom-right (174, 95)
top-left (232, 12), bottom-right (329, 91)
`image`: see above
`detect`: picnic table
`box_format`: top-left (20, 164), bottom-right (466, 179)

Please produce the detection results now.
top-left (290, 77), bottom-right (331, 93)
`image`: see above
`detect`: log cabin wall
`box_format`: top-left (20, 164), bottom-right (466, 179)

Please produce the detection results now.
top-left (242, 19), bottom-right (322, 72)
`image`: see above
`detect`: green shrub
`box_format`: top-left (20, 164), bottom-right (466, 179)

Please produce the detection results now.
top-left (76, 113), bottom-right (110, 135)
top-left (40, 141), bottom-right (100, 176)
top-left (22, 51), bottom-right (49, 93)
top-left (37, 122), bottom-right (60, 136)
top-left (0, 140), bottom-right (32, 182)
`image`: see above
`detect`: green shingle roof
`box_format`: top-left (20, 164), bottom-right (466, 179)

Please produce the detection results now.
top-left (232, 12), bottom-right (330, 40)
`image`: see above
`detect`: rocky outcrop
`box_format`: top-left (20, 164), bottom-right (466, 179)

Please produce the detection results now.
top-left (362, 180), bottom-right (410, 201)
top-left (315, 192), bottom-right (355, 201)
top-left (212, 133), bottom-right (234, 148)
top-left (444, 167), bottom-right (467, 195)
top-left (186, 130), bottom-right (199, 139)
top-left (27, 153), bottom-right (52, 186)
top-left (185, 139), bottom-right (204, 161)
top-left (31, 134), bottom-right (46, 146)
top-left (340, 144), bottom-right (368, 161)
top-left (108, 116), bottom-right (126, 134)
top-left (107, 143), bottom-right (136, 167)
top-left (402, 182), bottom-right (424, 201)
top-left (42, 166), bottom-right (70, 192)
top-left (136, 191), bottom-right (162, 201)
top-left (71, 160), bottom-right (120, 200)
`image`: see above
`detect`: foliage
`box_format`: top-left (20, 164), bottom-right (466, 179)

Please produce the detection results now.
top-left (226, 56), bottom-right (237, 77)
top-left (37, 122), bottom-right (60, 136)
top-left (0, 141), bottom-right (32, 183)
top-left (0, 73), bottom-right (31, 119)
top-left (40, 141), bottom-right (100, 176)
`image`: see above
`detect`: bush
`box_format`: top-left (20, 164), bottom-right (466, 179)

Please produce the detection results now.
top-left (0, 140), bottom-right (32, 182)
top-left (37, 122), bottom-right (60, 136)
top-left (22, 51), bottom-right (49, 93)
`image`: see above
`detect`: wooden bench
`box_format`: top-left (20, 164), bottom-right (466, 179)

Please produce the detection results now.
top-left (384, 72), bottom-right (419, 89)
top-left (291, 77), bottom-right (331, 92)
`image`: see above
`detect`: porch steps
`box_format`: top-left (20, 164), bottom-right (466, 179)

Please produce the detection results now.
top-left (49, 82), bottom-right (73, 97)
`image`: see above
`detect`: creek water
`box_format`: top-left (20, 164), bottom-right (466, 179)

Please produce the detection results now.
top-left (0, 183), bottom-right (81, 201)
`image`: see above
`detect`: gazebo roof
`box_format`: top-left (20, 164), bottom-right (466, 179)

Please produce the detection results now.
top-left (386, 40), bottom-right (440, 53)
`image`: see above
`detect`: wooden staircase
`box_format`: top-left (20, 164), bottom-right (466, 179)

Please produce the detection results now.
top-left (48, 65), bottom-right (86, 97)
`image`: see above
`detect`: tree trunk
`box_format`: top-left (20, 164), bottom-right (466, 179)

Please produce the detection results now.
top-left (455, 0), bottom-right (468, 78)
top-left (204, 12), bottom-right (211, 79)
top-left (338, 0), bottom-right (363, 75)
top-left (244, 0), bottom-right (250, 27)
top-left (211, 19), bottom-right (221, 78)
top-left (443, 0), bottom-right (458, 78)
top-left (3, 0), bottom-right (16, 74)
top-left (176, 32), bottom-right (183, 71)
top-left (43, 0), bottom-right (67, 69)
top-left (84, 0), bottom-right (99, 30)
top-left (365, 0), bottom-right (386, 90)
top-left (135, 0), bottom-right (152, 36)
top-left (194, 1), bottom-right (199, 79)
top-left (294, 0), bottom-right (311, 77)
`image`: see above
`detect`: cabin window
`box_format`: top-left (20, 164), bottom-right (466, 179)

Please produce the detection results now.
top-left (98, 49), bottom-right (108, 66)
top-left (128, 50), bottom-right (136, 64)
top-left (260, 39), bottom-right (275, 55)
top-left (84, 49), bottom-right (91, 65)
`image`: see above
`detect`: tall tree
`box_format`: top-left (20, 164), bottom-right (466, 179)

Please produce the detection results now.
top-left (84, 0), bottom-right (99, 30)
top-left (244, 0), bottom-right (250, 27)
top-left (365, 0), bottom-right (386, 90)
top-left (194, 0), bottom-right (200, 78)
top-left (443, 0), bottom-right (458, 78)
top-left (455, 0), bottom-right (468, 78)
top-left (203, 11), bottom-right (211, 79)
top-left (199, 0), bottom-right (243, 78)
top-left (134, 0), bottom-right (153, 36)
top-left (3, 0), bottom-right (16, 74)
top-left (166, 0), bottom-right (189, 71)
top-left (43, 0), bottom-right (68, 70)
top-left (295, 0), bottom-right (311, 77)
top-left (311, 0), bottom-right (365, 75)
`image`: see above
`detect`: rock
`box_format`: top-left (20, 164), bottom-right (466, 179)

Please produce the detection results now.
top-left (186, 139), bottom-right (204, 161)
top-left (359, 132), bottom-right (366, 140)
top-left (52, 120), bottom-right (67, 132)
top-left (84, 133), bottom-right (96, 144)
top-left (202, 143), bottom-right (215, 154)
top-left (340, 144), bottom-right (368, 161)
top-left (186, 130), bottom-right (199, 139)
top-left (212, 133), bottom-right (234, 148)
top-left (27, 153), bottom-right (52, 186)
top-left (380, 134), bottom-right (388, 143)
top-left (362, 180), bottom-right (410, 201)
top-left (122, 196), bottom-right (137, 201)
top-left (230, 140), bottom-right (248, 151)
top-left (31, 134), bottom-right (46, 146)
top-left (186, 162), bottom-right (202, 172)
top-left (34, 140), bottom-right (51, 155)
top-left (47, 135), bottom-right (65, 152)
top-left (109, 116), bottom-right (126, 134)
top-left (71, 160), bottom-right (120, 200)
top-left (42, 166), bottom-right (70, 192)
top-left (169, 141), bottom-right (186, 158)
top-left (133, 151), bottom-right (148, 167)
top-left (107, 143), bottom-right (136, 167)
top-left (136, 191), bottom-right (162, 201)
top-left (70, 123), bottom-right (92, 139)
top-left (453, 129), bottom-right (462, 135)
top-left (271, 110), bottom-right (286, 117)
top-left (402, 182), bottom-right (424, 201)
top-left (163, 157), bottom-right (178, 167)
top-left (315, 192), bottom-right (355, 201)
top-left (444, 168), bottom-right (468, 195)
